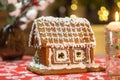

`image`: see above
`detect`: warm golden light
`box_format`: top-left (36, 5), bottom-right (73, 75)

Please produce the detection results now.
top-left (115, 11), bottom-right (119, 21)
top-left (117, 2), bottom-right (120, 8)
top-left (71, 4), bottom-right (77, 10)
top-left (97, 6), bottom-right (109, 21)
top-left (70, 14), bottom-right (77, 18)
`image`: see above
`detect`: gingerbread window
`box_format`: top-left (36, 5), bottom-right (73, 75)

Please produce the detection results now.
top-left (74, 49), bottom-right (85, 61)
top-left (55, 49), bottom-right (69, 62)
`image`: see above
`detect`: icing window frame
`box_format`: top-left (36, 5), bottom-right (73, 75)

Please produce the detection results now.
top-left (74, 49), bottom-right (85, 61)
top-left (55, 49), bottom-right (69, 62)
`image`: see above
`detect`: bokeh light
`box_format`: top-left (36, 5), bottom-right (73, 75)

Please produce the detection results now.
top-left (98, 6), bottom-right (109, 21)
top-left (70, 14), bottom-right (77, 18)
top-left (117, 2), bottom-right (120, 8)
top-left (71, 4), bottom-right (78, 10)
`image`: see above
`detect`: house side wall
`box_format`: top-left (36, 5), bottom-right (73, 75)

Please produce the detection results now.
top-left (38, 47), bottom-right (49, 66)
top-left (38, 46), bottom-right (94, 66)
top-left (90, 47), bottom-right (94, 63)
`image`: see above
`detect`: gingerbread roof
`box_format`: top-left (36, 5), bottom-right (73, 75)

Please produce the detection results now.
top-left (29, 16), bottom-right (96, 48)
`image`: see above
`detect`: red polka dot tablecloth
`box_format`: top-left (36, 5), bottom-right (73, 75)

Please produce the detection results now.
top-left (0, 55), bottom-right (112, 80)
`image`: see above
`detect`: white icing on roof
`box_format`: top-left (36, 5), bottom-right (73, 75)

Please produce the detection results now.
top-left (106, 21), bottom-right (120, 32)
top-left (29, 16), bottom-right (96, 48)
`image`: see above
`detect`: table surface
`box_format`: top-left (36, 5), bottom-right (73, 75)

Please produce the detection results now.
top-left (0, 55), bottom-right (112, 80)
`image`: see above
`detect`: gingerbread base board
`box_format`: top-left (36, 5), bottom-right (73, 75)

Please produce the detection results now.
top-left (27, 65), bottom-right (105, 75)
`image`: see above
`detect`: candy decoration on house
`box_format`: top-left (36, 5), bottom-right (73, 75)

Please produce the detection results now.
top-left (27, 16), bottom-right (105, 75)
top-left (0, 0), bottom-right (54, 60)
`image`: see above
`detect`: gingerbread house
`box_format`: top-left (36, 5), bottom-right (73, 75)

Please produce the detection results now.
top-left (27, 16), bottom-right (104, 74)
